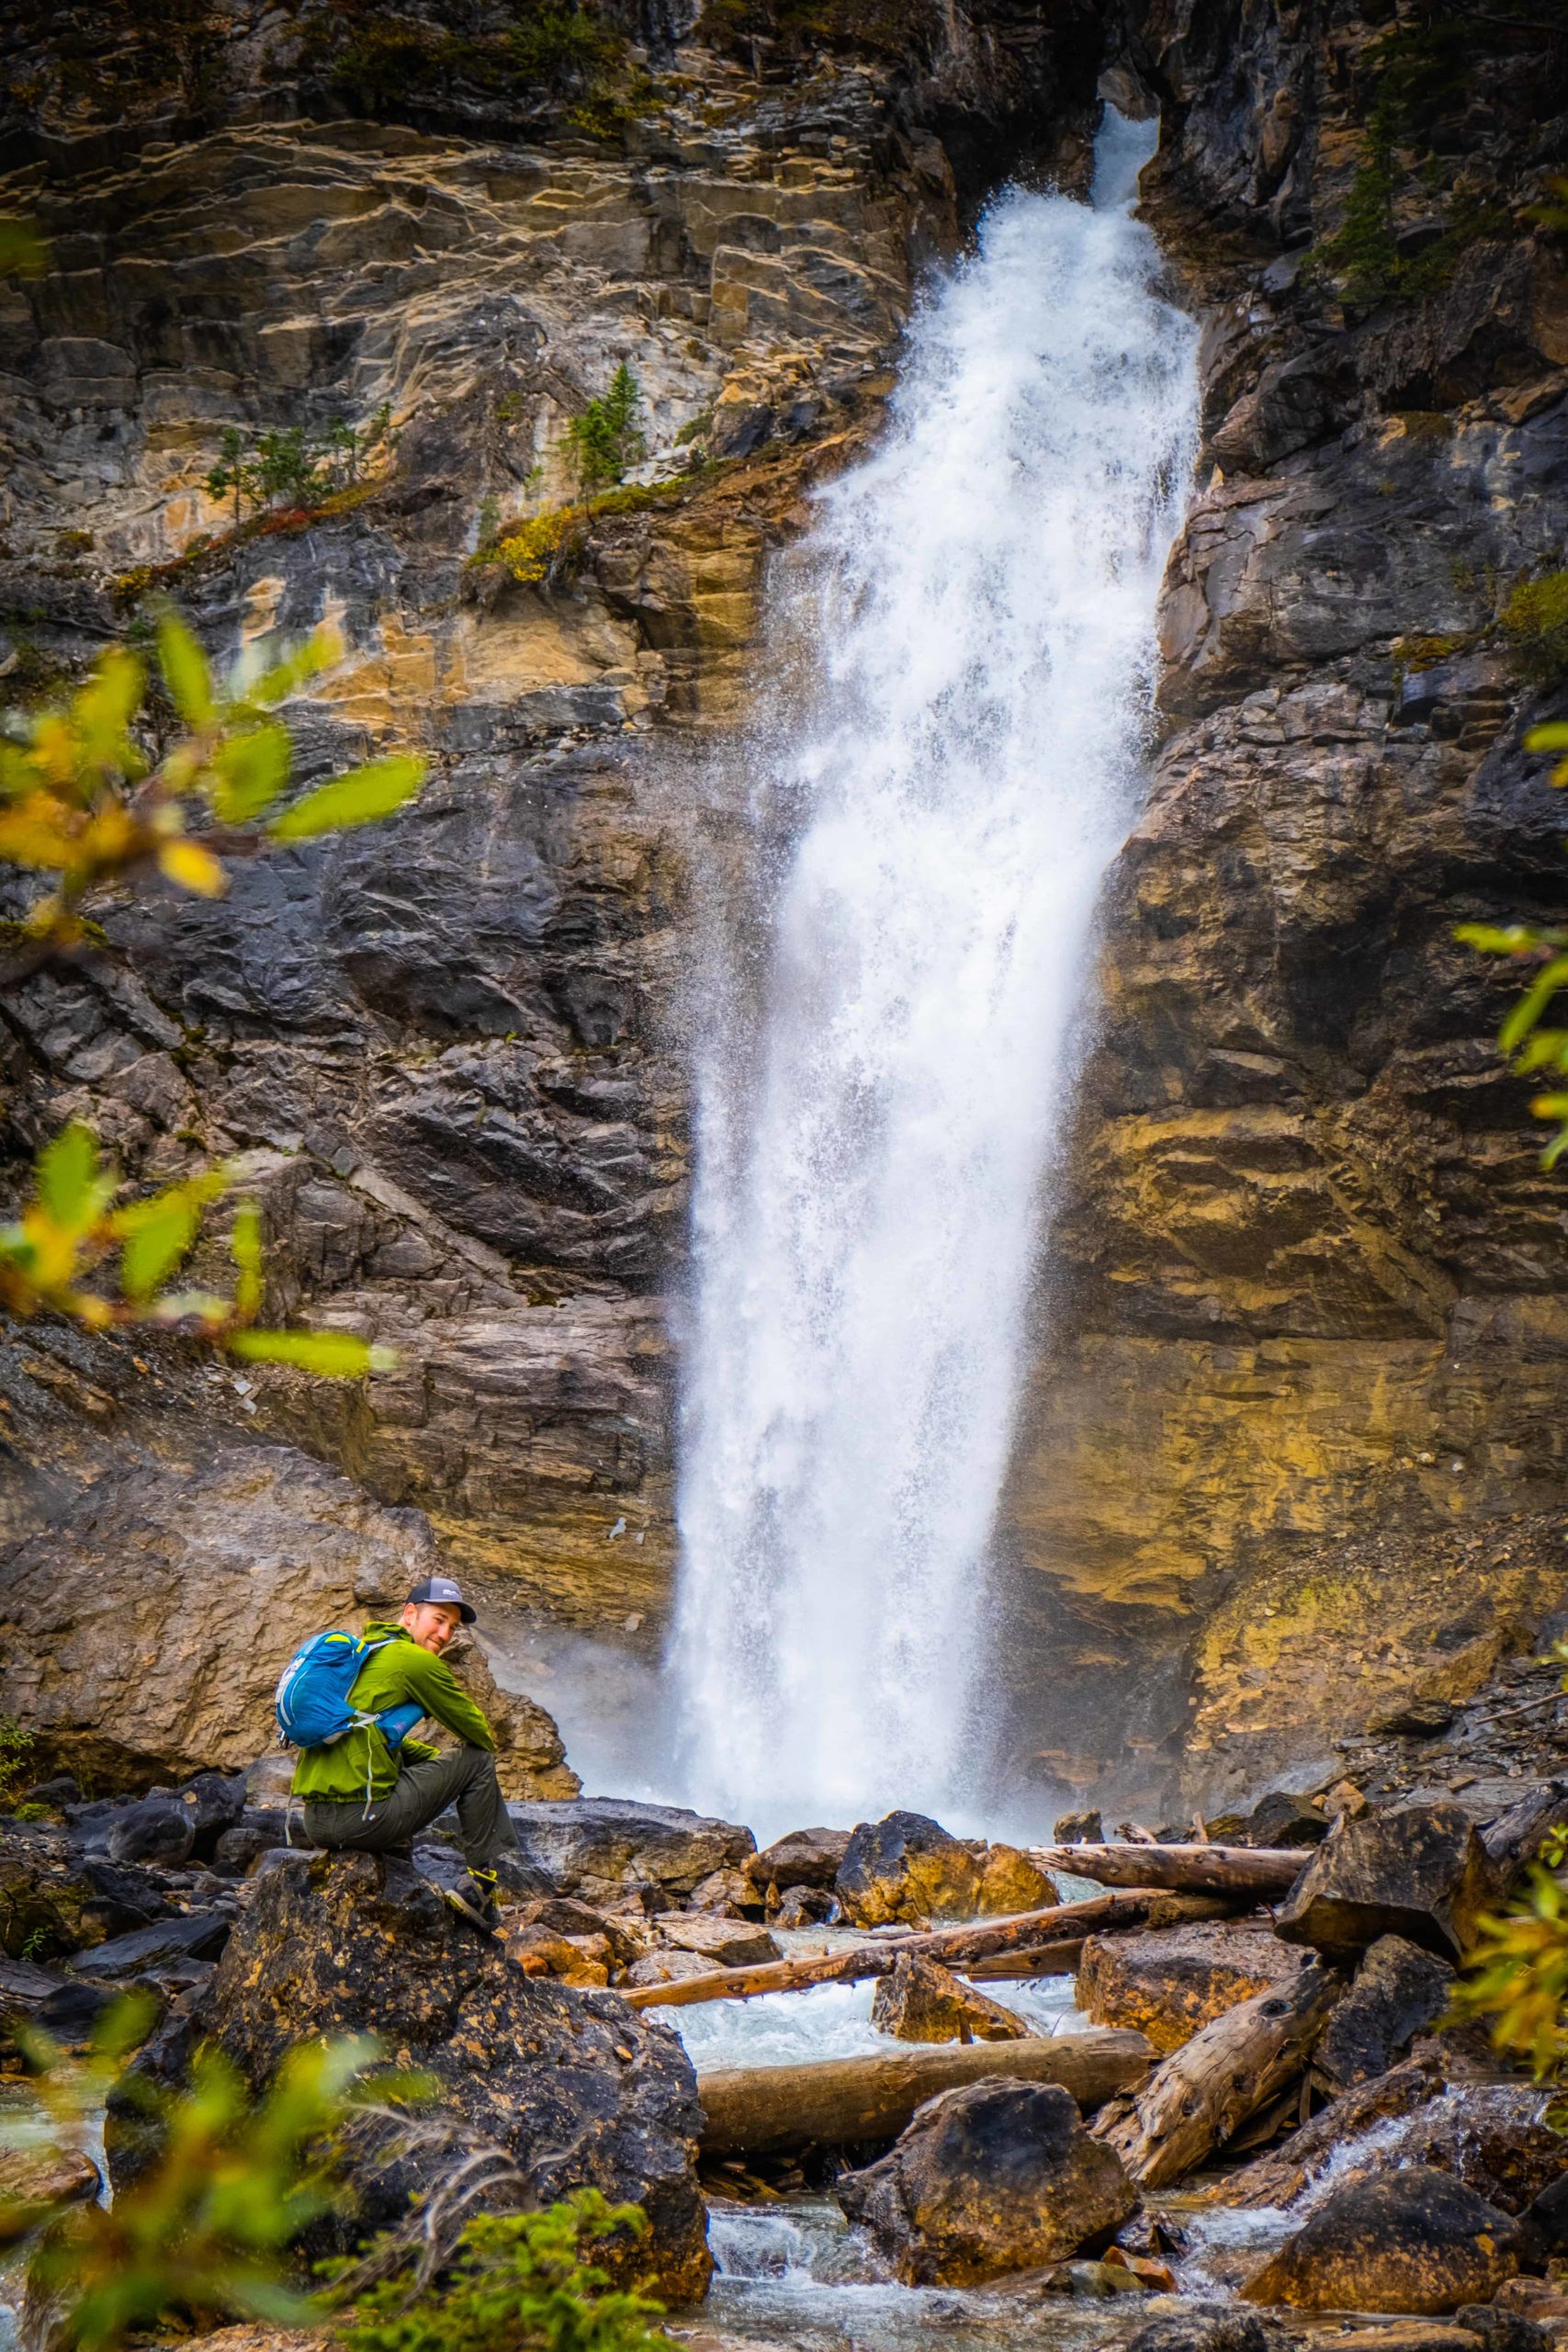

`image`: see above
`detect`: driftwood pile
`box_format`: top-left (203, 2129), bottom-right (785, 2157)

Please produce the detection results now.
top-left (634, 1781), bottom-right (1568, 2284)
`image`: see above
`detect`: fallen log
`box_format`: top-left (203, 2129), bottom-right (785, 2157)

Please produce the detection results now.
top-left (620, 1890), bottom-right (1161, 2010)
top-left (1034, 1841), bottom-right (1307, 1897)
top-left (697, 2028), bottom-right (1154, 2157)
top-left (964, 1937), bottom-right (1087, 1980)
top-left (1090, 1961), bottom-right (1339, 2188)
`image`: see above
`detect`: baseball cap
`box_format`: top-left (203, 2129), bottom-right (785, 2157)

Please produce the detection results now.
top-left (406, 1576), bottom-right (476, 1624)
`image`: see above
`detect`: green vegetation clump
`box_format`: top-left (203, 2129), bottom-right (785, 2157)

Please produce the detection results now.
top-left (490, 510), bottom-right (583, 585)
top-left (565, 365), bottom-right (646, 496)
top-left (3, 2004), bottom-right (392, 2350)
top-left (204, 408), bottom-right (392, 526)
top-left (1500, 571), bottom-right (1568, 691)
top-left (1307, 13), bottom-right (1515, 310)
top-left (0, 1717), bottom-right (35, 1813)
top-left (299, 1), bottom-right (634, 128)
top-left (328, 2193), bottom-right (669, 2352)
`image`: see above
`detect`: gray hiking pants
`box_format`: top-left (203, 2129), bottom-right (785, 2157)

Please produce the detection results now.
top-left (301, 1747), bottom-right (518, 1873)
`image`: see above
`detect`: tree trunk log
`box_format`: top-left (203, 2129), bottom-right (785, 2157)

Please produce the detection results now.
top-left (1090, 1962), bottom-right (1339, 2188)
top-left (697, 2029), bottom-right (1155, 2157)
top-left (620, 1891), bottom-right (1161, 2011)
top-left (964, 1938), bottom-right (1087, 1980)
top-left (1035, 1843), bottom-right (1307, 1897)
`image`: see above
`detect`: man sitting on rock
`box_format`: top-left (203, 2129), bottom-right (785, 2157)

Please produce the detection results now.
top-left (292, 1576), bottom-right (519, 1930)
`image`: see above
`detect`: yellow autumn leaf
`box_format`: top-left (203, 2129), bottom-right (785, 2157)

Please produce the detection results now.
top-left (157, 838), bottom-right (229, 897)
top-left (0, 808), bottom-right (75, 870)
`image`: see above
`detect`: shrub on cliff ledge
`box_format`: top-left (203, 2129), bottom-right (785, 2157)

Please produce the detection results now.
top-left (566, 366), bottom-right (646, 497)
top-left (1501, 572), bottom-right (1568, 691)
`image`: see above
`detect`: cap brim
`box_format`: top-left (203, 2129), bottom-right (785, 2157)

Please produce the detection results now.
top-left (457, 1602), bottom-right (477, 1624)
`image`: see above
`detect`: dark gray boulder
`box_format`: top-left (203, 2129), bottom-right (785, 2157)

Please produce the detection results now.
top-left (837, 2076), bottom-right (1137, 2286)
top-left (507, 1797), bottom-right (754, 1905)
top-left (1126, 2309), bottom-right (1282, 2352)
top-left (1316, 1935), bottom-right (1456, 2090)
top-left (106, 1799), bottom-right (197, 1869)
top-left (68, 1912), bottom-right (231, 1979)
top-left (1274, 1803), bottom-right (1497, 1963)
top-left (750, 1826), bottom-right (852, 1894)
top-left (835, 1811), bottom-right (983, 1928)
top-left (108, 1848), bottom-right (711, 2301)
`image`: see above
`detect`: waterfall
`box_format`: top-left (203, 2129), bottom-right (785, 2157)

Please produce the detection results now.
top-left (671, 111), bottom-right (1200, 1836)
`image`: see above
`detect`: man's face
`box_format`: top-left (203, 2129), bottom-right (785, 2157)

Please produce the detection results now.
top-left (401, 1601), bottom-right (461, 1656)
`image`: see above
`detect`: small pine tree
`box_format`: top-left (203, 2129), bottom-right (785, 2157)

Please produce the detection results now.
top-left (565, 364), bottom-right (646, 495)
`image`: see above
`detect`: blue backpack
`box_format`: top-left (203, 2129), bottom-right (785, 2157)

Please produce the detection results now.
top-left (274, 1630), bottom-right (425, 1754)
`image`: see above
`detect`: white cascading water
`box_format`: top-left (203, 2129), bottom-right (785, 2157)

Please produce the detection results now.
top-left (671, 110), bottom-right (1200, 1835)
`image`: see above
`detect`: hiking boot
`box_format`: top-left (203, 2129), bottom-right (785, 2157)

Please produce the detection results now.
top-left (442, 1867), bottom-right (502, 1934)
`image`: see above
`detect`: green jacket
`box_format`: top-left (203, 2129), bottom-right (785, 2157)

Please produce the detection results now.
top-left (289, 1621), bottom-right (496, 1804)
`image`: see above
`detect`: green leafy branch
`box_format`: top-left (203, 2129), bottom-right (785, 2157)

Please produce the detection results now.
top-left (1456, 721), bottom-right (1568, 1165)
top-left (0, 610), bottom-right (424, 955)
top-left (1, 613), bottom-right (425, 1374)
top-left (3, 2002), bottom-right (402, 2352)
top-left (0, 1126), bottom-right (389, 1376)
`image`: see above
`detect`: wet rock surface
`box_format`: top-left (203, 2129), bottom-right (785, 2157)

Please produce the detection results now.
top-left (1275, 1801), bottom-right (1497, 1962)
top-left (870, 1953), bottom-right (1032, 2045)
top-left (1315, 1934), bottom-right (1455, 2090)
top-left (834, 1812), bottom-right (1055, 1928)
top-left (110, 1848), bottom-right (711, 2300)
top-left (1241, 2166), bottom-right (1522, 2313)
top-left (507, 1798), bottom-right (755, 1905)
top-left (838, 2075), bottom-right (1139, 2287)
top-left (1079, 1920), bottom-right (1300, 2052)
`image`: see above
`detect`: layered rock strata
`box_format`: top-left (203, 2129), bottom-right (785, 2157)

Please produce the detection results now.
top-left (1004, 0), bottom-right (1568, 1806)
top-left (2, 0), bottom-right (1567, 1805)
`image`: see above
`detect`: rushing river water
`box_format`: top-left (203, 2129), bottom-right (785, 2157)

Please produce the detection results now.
top-left (665, 1965), bottom-right (1312, 2352)
top-left (669, 109), bottom-right (1200, 1837)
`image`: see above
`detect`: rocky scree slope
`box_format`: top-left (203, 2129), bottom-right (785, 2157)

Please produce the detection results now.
top-left (0, 0), bottom-right (1102, 1770)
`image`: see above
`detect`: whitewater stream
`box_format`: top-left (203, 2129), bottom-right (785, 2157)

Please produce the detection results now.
top-left (663, 1955), bottom-right (1354, 2352)
top-left (669, 108), bottom-right (1201, 1838)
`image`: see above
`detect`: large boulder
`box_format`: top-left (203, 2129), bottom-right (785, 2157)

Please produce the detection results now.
top-left (1315, 1935), bottom-right (1456, 2091)
top-left (1241, 2168), bottom-right (1520, 2312)
top-left (870, 1954), bottom-right (1031, 2045)
top-left (836, 2076), bottom-right (1137, 2286)
top-left (0, 1442), bottom-right (577, 1800)
top-left (1079, 1922), bottom-right (1300, 2053)
top-left (1274, 1803), bottom-right (1496, 1964)
top-left (835, 1813), bottom-right (1056, 1929)
top-left (651, 1914), bottom-right (779, 1968)
top-left (749, 1827), bottom-right (852, 1896)
top-left (109, 1849), bottom-right (711, 2301)
top-left (508, 1798), bottom-right (755, 1905)
top-left (1125, 2312), bottom-right (1282, 2352)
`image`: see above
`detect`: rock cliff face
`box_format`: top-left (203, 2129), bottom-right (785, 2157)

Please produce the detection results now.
top-left (1008, 0), bottom-right (1568, 1806)
top-left (2, 0), bottom-right (1567, 1806)
top-left (0, 0), bottom-right (1105, 1764)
